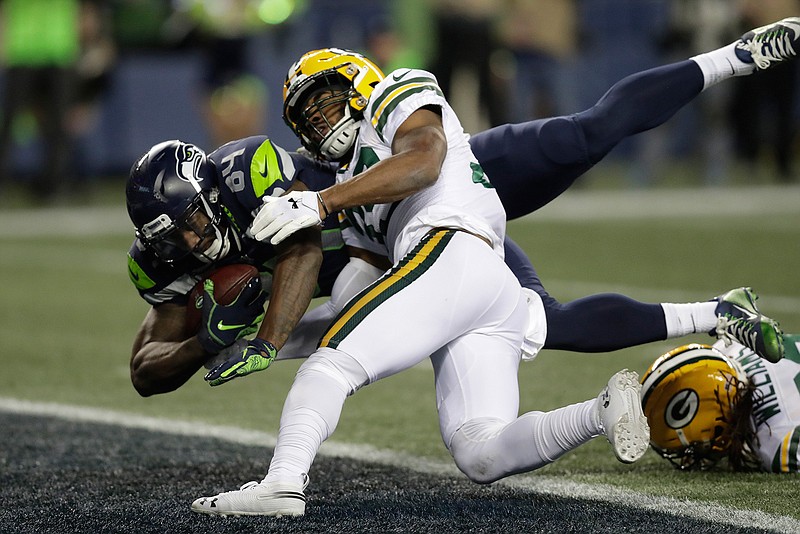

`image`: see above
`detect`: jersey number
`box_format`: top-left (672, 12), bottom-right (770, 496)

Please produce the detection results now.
top-left (220, 149), bottom-right (246, 193)
top-left (471, 162), bottom-right (493, 188)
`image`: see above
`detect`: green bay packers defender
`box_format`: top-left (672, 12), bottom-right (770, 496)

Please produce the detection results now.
top-left (642, 335), bottom-right (800, 473)
top-left (192, 48), bottom-right (651, 517)
top-left (193, 19), bottom-right (800, 510)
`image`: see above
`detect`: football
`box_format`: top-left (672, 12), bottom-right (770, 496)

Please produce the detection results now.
top-left (184, 263), bottom-right (260, 335)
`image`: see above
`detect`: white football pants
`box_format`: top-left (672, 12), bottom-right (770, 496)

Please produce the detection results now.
top-left (265, 229), bottom-right (600, 485)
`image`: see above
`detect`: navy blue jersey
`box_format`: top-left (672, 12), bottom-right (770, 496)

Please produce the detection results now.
top-left (126, 136), bottom-right (347, 306)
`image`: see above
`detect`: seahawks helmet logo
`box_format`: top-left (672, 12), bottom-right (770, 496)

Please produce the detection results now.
top-left (664, 388), bottom-right (699, 429)
top-left (176, 143), bottom-right (205, 184)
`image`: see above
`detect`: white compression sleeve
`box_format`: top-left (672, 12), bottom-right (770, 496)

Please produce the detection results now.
top-left (278, 301), bottom-right (338, 360)
top-left (329, 256), bottom-right (385, 308)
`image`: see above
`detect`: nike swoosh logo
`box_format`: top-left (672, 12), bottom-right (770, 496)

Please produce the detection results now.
top-left (217, 320), bottom-right (246, 331)
top-left (392, 70), bottom-right (411, 82)
top-left (257, 156), bottom-right (269, 179)
top-left (128, 266), bottom-right (140, 281)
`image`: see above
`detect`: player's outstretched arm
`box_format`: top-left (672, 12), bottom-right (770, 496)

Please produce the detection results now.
top-left (321, 107), bottom-right (446, 216)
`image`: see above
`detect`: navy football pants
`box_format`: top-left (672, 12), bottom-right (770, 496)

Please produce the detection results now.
top-left (469, 60), bottom-right (705, 351)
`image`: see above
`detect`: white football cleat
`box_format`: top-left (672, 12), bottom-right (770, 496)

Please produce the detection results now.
top-left (191, 475), bottom-right (309, 517)
top-left (596, 369), bottom-right (650, 464)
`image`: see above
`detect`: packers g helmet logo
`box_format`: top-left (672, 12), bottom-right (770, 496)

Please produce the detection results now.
top-left (664, 388), bottom-right (699, 429)
top-left (641, 344), bottom-right (746, 469)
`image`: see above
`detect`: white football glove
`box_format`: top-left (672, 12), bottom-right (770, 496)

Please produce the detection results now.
top-left (248, 190), bottom-right (322, 245)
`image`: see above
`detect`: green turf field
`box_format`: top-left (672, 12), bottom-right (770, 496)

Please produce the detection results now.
top-left (1, 184), bottom-right (798, 522)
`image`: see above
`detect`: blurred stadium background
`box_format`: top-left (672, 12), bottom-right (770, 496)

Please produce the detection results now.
top-left (2, 0), bottom-right (800, 194)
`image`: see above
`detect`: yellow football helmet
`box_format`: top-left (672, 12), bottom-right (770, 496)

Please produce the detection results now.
top-left (640, 344), bottom-right (747, 470)
top-left (282, 48), bottom-right (385, 161)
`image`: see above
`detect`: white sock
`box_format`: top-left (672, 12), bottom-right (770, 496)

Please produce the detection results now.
top-left (525, 399), bottom-right (600, 463)
top-left (691, 42), bottom-right (756, 90)
top-left (661, 301), bottom-right (718, 337)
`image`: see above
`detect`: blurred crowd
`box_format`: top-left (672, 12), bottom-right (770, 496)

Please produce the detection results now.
top-left (1, 0), bottom-right (798, 203)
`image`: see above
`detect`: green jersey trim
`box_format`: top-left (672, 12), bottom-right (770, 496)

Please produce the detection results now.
top-left (127, 253), bottom-right (156, 290)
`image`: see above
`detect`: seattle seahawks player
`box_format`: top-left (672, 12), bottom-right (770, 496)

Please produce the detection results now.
top-left (126, 137), bottom-right (336, 396)
top-left (430, 17), bottom-right (800, 359)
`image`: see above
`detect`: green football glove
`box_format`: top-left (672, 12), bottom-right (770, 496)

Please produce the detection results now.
top-left (204, 338), bottom-right (277, 386)
top-left (196, 278), bottom-right (266, 354)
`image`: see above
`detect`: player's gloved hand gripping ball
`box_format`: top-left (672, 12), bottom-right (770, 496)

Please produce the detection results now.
top-left (196, 276), bottom-right (267, 355)
top-left (204, 338), bottom-right (278, 386)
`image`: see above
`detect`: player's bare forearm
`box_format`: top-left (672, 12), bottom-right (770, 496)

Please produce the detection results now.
top-left (256, 226), bottom-right (323, 349)
top-left (130, 304), bottom-right (209, 396)
top-left (130, 337), bottom-right (208, 396)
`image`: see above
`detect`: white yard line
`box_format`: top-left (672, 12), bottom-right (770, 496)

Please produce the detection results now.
top-left (2, 397), bottom-right (799, 533)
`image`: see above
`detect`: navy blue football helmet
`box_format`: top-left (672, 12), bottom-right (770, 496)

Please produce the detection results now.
top-left (126, 140), bottom-right (238, 264)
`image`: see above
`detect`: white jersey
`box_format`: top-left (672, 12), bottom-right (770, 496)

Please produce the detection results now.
top-left (713, 335), bottom-right (800, 472)
top-left (337, 68), bottom-right (507, 263)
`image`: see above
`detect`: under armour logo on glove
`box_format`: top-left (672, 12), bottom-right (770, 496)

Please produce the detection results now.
top-left (247, 190), bottom-right (322, 245)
